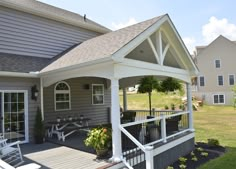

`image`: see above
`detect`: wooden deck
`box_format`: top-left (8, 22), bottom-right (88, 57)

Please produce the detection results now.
top-left (20, 142), bottom-right (111, 169)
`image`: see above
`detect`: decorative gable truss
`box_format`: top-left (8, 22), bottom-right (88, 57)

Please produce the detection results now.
top-left (113, 15), bottom-right (198, 83)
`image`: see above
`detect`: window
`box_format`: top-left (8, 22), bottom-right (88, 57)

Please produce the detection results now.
top-left (218, 75), bottom-right (224, 86)
top-left (92, 84), bottom-right (104, 105)
top-left (54, 81), bottom-right (70, 111)
top-left (229, 75), bottom-right (235, 85)
top-left (215, 60), bottom-right (221, 68)
top-left (199, 76), bottom-right (205, 86)
top-left (213, 94), bottom-right (225, 104)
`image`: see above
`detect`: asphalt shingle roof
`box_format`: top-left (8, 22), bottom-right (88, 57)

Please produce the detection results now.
top-left (0, 53), bottom-right (50, 73)
top-left (41, 15), bottom-right (165, 73)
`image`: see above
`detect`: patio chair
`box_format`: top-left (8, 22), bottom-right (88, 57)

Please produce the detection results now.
top-left (0, 137), bottom-right (24, 167)
top-left (0, 159), bottom-right (41, 169)
top-left (166, 115), bottom-right (182, 134)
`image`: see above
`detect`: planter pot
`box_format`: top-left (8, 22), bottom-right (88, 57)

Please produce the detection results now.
top-left (96, 148), bottom-right (108, 158)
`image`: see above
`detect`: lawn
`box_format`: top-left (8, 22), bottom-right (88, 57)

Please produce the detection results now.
top-left (120, 92), bottom-right (236, 169)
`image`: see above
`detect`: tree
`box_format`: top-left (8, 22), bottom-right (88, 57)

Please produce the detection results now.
top-left (159, 77), bottom-right (182, 93)
top-left (138, 76), bottom-right (159, 115)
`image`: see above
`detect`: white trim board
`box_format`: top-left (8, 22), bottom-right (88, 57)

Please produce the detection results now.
top-left (153, 132), bottom-right (195, 156)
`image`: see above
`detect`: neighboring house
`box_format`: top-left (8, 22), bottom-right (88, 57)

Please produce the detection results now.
top-left (192, 35), bottom-right (236, 105)
top-left (0, 0), bottom-right (198, 168)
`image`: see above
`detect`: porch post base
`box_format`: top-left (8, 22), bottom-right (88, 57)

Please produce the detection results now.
top-left (109, 156), bottom-right (122, 163)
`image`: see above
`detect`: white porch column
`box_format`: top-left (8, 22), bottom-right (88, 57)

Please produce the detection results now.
top-left (122, 88), bottom-right (127, 111)
top-left (40, 78), bottom-right (44, 121)
top-left (111, 78), bottom-right (122, 162)
top-left (186, 83), bottom-right (194, 131)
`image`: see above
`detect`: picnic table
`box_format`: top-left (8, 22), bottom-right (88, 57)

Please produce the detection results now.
top-left (47, 118), bottom-right (91, 142)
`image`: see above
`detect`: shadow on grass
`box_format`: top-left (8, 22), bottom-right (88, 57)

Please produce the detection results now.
top-left (198, 146), bottom-right (236, 169)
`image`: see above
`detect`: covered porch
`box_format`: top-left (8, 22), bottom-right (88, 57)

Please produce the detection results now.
top-left (38, 14), bottom-right (198, 169)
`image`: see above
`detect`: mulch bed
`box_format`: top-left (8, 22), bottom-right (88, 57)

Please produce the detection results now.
top-left (170, 142), bottom-right (226, 169)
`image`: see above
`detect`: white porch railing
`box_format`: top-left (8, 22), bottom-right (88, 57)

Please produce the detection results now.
top-left (119, 110), bottom-right (191, 169)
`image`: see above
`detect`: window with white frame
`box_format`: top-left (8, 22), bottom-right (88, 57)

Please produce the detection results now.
top-left (218, 75), bottom-right (224, 86)
top-left (213, 94), bottom-right (225, 104)
top-left (229, 74), bottom-right (235, 85)
top-left (199, 76), bottom-right (205, 86)
top-left (215, 60), bottom-right (221, 68)
top-left (92, 84), bottom-right (104, 105)
top-left (54, 81), bottom-right (71, 111)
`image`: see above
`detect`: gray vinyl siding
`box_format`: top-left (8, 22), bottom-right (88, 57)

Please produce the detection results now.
top-left (0, 6), bottom-right (101, 58)
top-left (44, 77), bottom-right (111, 125)
top-left (0, 77), bottom-right (40, 142)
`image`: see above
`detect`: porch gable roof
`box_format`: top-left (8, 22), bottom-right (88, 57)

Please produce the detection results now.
top-left (40, 14), bottom-right (198, 76)
top-left (40, 15), bottom-right (165, 73)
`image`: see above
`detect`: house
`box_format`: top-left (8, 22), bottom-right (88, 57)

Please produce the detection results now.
top-left (0, 0), bottom-right (198, 168)
top-left (192, 35), bottom-right (236, 105)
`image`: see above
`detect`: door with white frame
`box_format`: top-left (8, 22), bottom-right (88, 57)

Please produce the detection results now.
top-left (0, 91), bottom-right (28, 143)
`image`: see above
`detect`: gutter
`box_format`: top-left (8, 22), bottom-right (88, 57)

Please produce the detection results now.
top-left (0, 71), bottom-right (39, 78)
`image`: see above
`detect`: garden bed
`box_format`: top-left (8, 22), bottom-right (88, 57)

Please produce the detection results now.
top-left (169, 142), bottom-right (226, 169)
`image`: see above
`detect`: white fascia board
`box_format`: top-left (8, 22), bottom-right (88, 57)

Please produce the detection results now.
top-left (112, 15), bottom-right (168, 62)
top-left (166, 18), bottom-right (199, 75)
top-left (0, 71), bottom-right (39, 78)
top-left (39, 56), bottom-right (113, 76)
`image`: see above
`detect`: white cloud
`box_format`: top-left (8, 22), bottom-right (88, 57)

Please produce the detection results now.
top-left (111, 17), bottom-right (137, 30)
top-left (182, 37), bottom-right (196, 54)
top-left (202, 16), bottom-right (236, 43)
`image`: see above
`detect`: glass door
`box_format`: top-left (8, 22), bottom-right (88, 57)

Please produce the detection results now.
top-left (2, 92), bottom-right (27, 142)
top-left (0, 92), bottom-right (3, 134)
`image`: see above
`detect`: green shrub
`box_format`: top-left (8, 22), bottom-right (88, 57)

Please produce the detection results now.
top-left (190, 151), bottom-right (195, 156)
top-left (34, 107), bottom-right (45, 144)
top-left (196, 147), bottom-right (204, 152)
top-left (171, 103), bottom-right (175, 110)
top-left (166, 166), bottom-right (174, 169)
top-left (179, 157), bottom-right (187, 164)
top-left (208, 138), bottom-right (220, 147)
top-left (165, 105), bottom-right (169, 110)
top-left (179, 164), bottom-right (187, 169)
top-left (191, 156), bottom-right (198, 161)
top-left (201, 152), bottom-right (209, 157)
top-left (179, 104), bottom-right (185, 111)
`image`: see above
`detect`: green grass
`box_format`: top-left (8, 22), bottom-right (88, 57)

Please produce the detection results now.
top-left (120, 91), bottom-right (182, 110)
top-left (120, 92), bottom-right (236, 169)
top-left (194, 105), bottom-right (236, 169)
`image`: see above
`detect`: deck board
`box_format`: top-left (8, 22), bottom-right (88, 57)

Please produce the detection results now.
top-left (20, 142), bottom-right (110, 169)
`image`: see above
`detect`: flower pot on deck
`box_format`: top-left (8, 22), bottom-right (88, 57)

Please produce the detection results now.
top-left (96, 148), bottom-right (109, 158)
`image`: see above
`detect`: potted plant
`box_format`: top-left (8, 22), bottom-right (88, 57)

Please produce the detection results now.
top-left (84, 126), bottom-right (112, 158)
top-left (34, 107), bottom-right (45, 144)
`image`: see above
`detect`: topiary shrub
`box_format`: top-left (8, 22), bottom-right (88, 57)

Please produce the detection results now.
top-left (208, 138), bottom-right (220, 147)
top-left (34, 107), bottom-right (45, 144)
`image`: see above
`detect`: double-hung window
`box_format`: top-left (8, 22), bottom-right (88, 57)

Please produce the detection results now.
top-left (92, 84), bottom-right (104, 105)
top-left (199, 76), bottom-right (205, 86)
top-left (229, 75), bottom-right (235, 85)
top-left (54, 81), bottom-right (71, 111)
top-left (218, 75), bottom-right (224, 86)
top-left (213, 94), bottom-right (225, 104)
top-left (215, 60), bottom-right (221, 68)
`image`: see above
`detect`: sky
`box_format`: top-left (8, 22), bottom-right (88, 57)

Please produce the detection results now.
top-left (38, 0), bottom-right (236, 54)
